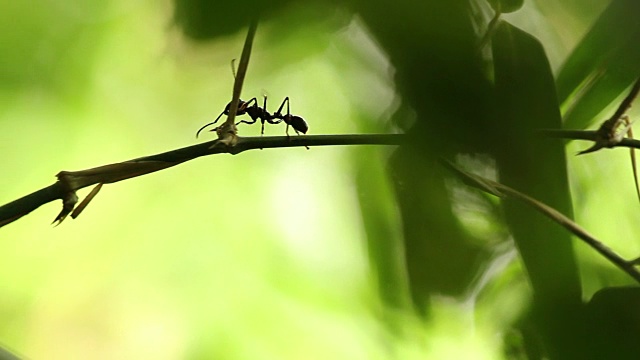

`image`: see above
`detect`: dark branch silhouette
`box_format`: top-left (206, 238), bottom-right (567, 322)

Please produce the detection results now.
top-left (0, 134), bottom-right (405, 228)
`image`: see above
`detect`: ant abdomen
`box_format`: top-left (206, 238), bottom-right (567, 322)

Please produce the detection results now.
top-left (285, 115), bottom-right (308, 134)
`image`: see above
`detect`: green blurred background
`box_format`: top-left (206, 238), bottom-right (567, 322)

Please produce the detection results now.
top-left (1, 0), bottom-right (639, 358)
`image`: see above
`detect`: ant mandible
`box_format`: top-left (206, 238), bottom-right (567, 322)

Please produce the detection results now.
top-left (195, 61), bottom-right (309, 138)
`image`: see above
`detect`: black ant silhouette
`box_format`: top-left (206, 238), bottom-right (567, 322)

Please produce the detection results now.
top-left (195, 95), bottom-right (308, 138)
top-left (196, 60), bottom-right (308, 138)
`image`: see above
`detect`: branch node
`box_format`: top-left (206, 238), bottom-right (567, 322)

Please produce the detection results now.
top-left (629, 256), bottom-right (640, 266)
top-left (577, 115), bottom-right (633, 155)
top-left (213, 122), bottom-right (239, 148)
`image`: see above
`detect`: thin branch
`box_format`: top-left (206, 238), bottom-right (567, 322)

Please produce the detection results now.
top-left (540, 129), bottom-right (640, 150)
top-left (608, 77), bottom-right (640, 125)
top-left (627, 125), bottom-right (640, 202)
top-left (216, 19), bottom-right (259, 140)
top-left (0, 134), bottom-right (405, 228)
top-left (442, 159), bottom-right (640, 284)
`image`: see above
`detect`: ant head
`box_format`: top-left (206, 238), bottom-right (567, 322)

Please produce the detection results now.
top-left (223, 99), bottom-right (248, 112)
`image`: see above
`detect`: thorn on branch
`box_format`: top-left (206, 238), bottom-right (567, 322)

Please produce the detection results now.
top-left (52, 191), bottom-right (78, 226)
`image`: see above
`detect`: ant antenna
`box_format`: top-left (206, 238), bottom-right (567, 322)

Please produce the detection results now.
top-left (195, 59), bottom-right (237, 138)
top-left (195, 110), bottom-right (225, 138)
top-left (231, 59), bottom-right (237, 79)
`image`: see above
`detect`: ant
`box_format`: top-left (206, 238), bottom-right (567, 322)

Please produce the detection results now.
top-left (195, 95), bottom-right (308, 138)
top-left (196, 60), bottom-right (308, 138)
top-left (236, 95), bottom-right (309, 136)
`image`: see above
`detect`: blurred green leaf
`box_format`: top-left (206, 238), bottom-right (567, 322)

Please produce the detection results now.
top-left (0, 2), bottom-right (107, 106)
top-left (556, 0), bottom-right (640, 129)
top-left (487, 0), bottom-right (525, 14)
top-left (0, 346), bottom-right (20, 360)
top-left (585, 287), bottom-right (640, 357)
top-left (354, 1), bottom-right (496, 310)
top-left (353, 147), bottom-right (412, 328)
top-left (173, 0), bottom-right (340, 40)
top-left (173, 0), bottom-right (272, 39)
top-left (492, 20), bottom-right (583, 358)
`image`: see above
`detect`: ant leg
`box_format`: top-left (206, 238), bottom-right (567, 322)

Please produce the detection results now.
top-left (262, 96), bottom-right (285, 134)
top-left (196, 110), bottom-right (225, 138)
top-left (261, 96), bottom-right (268, 135)
top-left (275, 97), bottom-right (308, 149)
top-left (237, 118), bottom-right (257, 125)
top-left (266, 117), bottom-right (284, 125)
top-left (274, 97), bottom-right (290, 116)
top-left (277, 97), bottom-right (293, 138)
top-left (268, 97), bottom-right (288, 128)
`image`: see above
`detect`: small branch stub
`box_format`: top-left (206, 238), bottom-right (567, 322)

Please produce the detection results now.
top-left (52, 191), bottom-right (78, 226)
